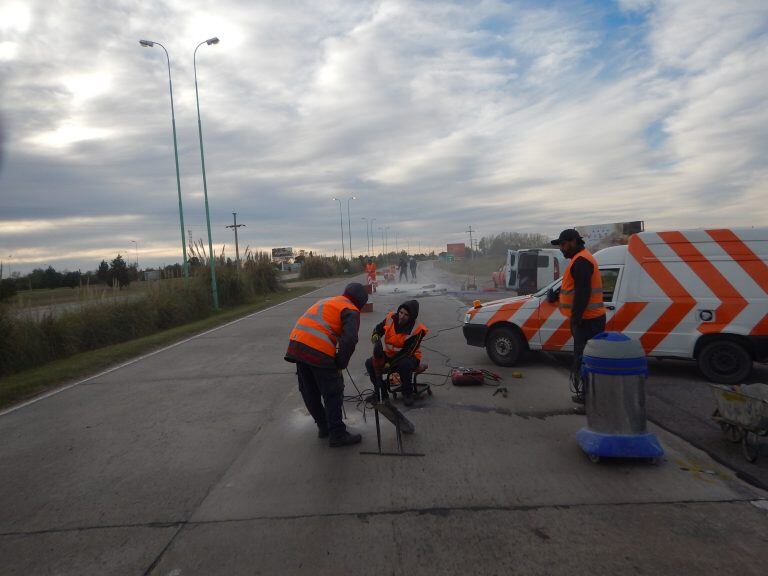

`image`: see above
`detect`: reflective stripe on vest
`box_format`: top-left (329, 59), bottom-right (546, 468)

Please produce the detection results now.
top-left (289, 295), bottom-right (358, 357)
top-left (559, 249), bottom-right (606, 320)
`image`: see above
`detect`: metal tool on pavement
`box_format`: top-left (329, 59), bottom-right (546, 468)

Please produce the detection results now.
top-left (492, 386), bottom-right (508, 398)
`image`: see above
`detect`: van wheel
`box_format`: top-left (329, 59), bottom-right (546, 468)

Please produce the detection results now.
top-left (697, 340), bottom-right (752, 384)
top-left (486, 327), bottom-right (523, 367)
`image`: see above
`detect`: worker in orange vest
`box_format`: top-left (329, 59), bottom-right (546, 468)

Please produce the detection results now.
top-left (365, 300), bottom-right (428, 406)
top-left (365, 258), bottom-right (377, 292)
top-left (551, 229), bottom-right (607, 405)
top-left (285, 283), bottom-right (368, 446)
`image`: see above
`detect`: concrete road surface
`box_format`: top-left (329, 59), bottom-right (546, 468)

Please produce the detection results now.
top-left (1, 262), bottom-right (767, 575)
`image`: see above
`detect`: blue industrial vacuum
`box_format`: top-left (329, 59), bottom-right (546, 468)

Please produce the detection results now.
top-left (576, 332), bottom-right (664, 463)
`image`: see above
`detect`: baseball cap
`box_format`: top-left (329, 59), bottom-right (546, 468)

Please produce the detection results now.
top-left (551, 229), bottom-right (583, 245)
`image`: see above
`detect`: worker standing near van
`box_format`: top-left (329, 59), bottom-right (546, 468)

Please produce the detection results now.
top-left (551, 229), bottom-right (606, 404)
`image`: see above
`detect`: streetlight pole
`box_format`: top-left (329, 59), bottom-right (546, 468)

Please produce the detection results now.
top-left (138, 39), bottom-right (188, 280)
top-left (131, 240), bottom-right (139, 268)
top-left (379, 227), bottom-right (384, 263)
top-left (332, 197), bottom-right (345, 260)
top-left (361, 217), bottom-right (369, 255)
top-left (384, 226), bottom-right (390, 265)
top-left (346, 196), bottom-right (356, 261)
top-left (194, 37), bottom-right (220, 309)
top-left (369, 218), bottom-right (376, 256)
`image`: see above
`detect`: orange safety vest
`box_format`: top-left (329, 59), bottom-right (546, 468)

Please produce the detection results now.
top-left (560, 249), bottom-right (606, 320)
top-left (381, 311), bottom-right (428, 360)
top-left (288, 295), bottom-right (359, 357)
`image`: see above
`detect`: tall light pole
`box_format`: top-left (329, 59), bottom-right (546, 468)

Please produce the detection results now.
top-left (361, 217), bottom-right (369, 255)
top-left (138, 39), bottom-right (188, 279)
top-left (370, 218), bottom-right (376, 256)
top-left (384, 225), bottom-right (390, 265)
top-left (131, 240), bottom-right (139, 268)
top-left (346, 196), bottom-right (356, 260)
top-left (332, 197), bottom-right (345, 260)
top-left (194, 36), bottom-right (220, 309)
top-left (379, 227), bottom-right (385, 263)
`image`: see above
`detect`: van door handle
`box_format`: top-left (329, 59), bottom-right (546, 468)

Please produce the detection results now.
top-left (606, 305), bottom-right (616, 311)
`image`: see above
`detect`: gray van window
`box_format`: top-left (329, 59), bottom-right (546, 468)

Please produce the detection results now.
top-left (537, 255), bottom-right (549, 268)
top-left (601, 268), bottom-right (620, 302)
top-left (509, 254), bottom-right (516, 266)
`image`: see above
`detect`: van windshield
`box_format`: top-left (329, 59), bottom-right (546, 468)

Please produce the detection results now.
top-left (532, 278), bottom-right (561, 298)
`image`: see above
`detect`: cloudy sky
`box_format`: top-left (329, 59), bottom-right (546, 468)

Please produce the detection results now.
top-left (0, 0), bottom-right (766, 274)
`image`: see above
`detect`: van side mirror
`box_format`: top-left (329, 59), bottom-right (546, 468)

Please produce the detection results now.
top-left (547, 287), bottom-right (559, 303)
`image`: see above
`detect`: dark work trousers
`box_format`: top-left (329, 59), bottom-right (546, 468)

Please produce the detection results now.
top-left (366, 356), bottom-right (418, 397)
top-left (295, 362), bottom-right (346, 438)
top-left (399, 269), bottom-right (408, 282)
top-left (571, 315), bottom-right (607, 395)
top-left (410, 264), bottom-right (417, 281)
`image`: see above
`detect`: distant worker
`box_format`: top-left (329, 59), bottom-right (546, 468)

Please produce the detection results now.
top-left (365, 300), bottom-right (428, 406)
top-left (409, 256), bottom-right (417, 282)
top-left (551, 229), bottom-right (606, 405)
top-left (365, 258), bottom-right (377, 293)
top-left (285, 283), bottom-right (368, 446)
top-left (398, 257), bottom-right (408, 282)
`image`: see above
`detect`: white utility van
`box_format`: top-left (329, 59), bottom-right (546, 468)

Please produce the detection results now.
top-left (464, 228), bottom-right (768, 383)
top-left (491, 248), bottom-right (567, 294)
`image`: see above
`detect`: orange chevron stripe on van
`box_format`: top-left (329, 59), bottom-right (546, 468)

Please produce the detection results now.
top-left (750, 313), bottom-right (768, 337)
top-left (543, 319), bottom-right (572, 350)
top-left (706, 229), bottom-right (768, 295)
top-left (487, 299), bottom-right (529, 327)
top-left (606, 302), bottom-right (648, 332)
top-left (628, 236), bottom-right (696, 353)
top-left (659, 231), bottom-right (748, 334)
top-left (521, 299), bottom-right (558, 341)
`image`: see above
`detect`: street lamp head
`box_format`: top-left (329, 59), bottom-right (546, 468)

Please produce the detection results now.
top-left (351, 196), bottom-right (357, 200)
top-left (139, 39), bottom-right (155, 47)
top-left (206, 37), bottom-right (220, 45)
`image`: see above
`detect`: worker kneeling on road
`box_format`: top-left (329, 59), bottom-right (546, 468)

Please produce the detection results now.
top-left (365, 300), bottom-right (428, 407)
top-left (551, 229), bottom-right (607, 405)
top-left (285, 283), bottom-right (368, 447)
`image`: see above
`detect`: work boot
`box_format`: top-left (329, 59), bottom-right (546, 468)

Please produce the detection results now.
top-left (317, 426), bottom-right (329, 439)
top-left (329, 431), bottom-right (362, 447)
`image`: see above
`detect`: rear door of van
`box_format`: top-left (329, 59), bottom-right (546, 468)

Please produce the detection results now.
top-left (507, 250), bottom-right (517, 290)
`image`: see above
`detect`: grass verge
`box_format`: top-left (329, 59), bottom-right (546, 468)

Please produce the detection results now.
top-left (0, 286), bottom-right (316, 411)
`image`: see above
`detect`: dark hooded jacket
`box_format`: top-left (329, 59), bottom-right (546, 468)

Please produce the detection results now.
top-left (371, 300), bottom-right (424, 363)
top-left (284, 283), bottom-right (368, 370)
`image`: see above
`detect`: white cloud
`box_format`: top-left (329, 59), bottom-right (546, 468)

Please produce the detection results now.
top-left (0, 41), bottom-right (19, 61)
top-left (0, 2), bottom-right (32, 33)
top-left (27, 121), bottom-right (113, 149)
